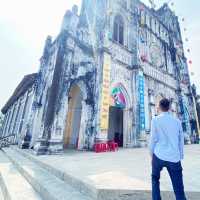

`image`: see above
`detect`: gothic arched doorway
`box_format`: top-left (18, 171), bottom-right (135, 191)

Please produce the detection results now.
top-left (63, 84), bottom-right (83, 149)
top-left (108, 84), bottom-right (128, 147)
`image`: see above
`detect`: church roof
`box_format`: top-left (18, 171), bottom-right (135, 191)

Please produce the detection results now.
top-left (1, 73), bottom-right (37, 114)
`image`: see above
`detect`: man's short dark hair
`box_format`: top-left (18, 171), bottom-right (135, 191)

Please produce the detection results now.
top-left (159, 98), bottom-right (170, 112)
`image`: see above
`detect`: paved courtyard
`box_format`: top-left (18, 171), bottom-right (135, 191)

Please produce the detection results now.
top-left (28, 144), bottom-right (200, 193)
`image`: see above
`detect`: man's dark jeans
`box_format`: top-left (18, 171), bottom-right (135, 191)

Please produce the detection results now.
top-left (152, 154), bottom-right (187, 200)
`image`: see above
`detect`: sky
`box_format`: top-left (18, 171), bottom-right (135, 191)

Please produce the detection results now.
top-left (0, 0), bottom-right (199, 110)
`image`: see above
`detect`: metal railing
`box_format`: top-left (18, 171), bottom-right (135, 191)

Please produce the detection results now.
top-left (0, 134), bottom-right (15, 149)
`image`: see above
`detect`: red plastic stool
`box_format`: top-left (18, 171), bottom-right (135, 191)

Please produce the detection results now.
top-left (101, 143), bottom-right (109, 152)
top-left (94, 143), bottom-right (102, 153)
top-left (108, 141), bottom-right (114, 151)
top-left (114, 142), bottom-right (119, 151)
top-left (108, 141), bottom-right (119, 151)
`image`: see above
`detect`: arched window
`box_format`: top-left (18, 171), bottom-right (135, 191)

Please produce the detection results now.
top-left (113, 15), bottom-right (124, 45)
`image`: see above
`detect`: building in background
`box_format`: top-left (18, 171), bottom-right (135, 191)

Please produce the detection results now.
top-left (1, 0), bottom-right (197, 154)
top-left (1, 74), bottom-right (36, 146)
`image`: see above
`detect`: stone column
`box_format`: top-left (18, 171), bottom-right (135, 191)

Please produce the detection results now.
top-left (123, 107), bottom-right (134, 147)
top-left (17, 91), bottom-right (29, 148)
top-left (78, 101), bottom-right (93, 150)
top-left (14, 99), bottom-right (23, 144)
top-left (44, 45), bottom-right (74, 155)
top-left (9, 103), bottom-right (17, 135)
top-left (47, 95), bottom-right (68, 155)
top-left (29, 106), bottom-right (42, 148)
top-left (30, 83), bottom-right (49, 150)
top-left (0, 115), bottom-right (5, 137)
top-left (2, 112), bottom-right (9, 137)
top-left (11, 100), bottom-right (21, 143)
top-left (4, 110), bottom-right (12, 137)
top-left (33, 124), bottom-right (48, 155)
top-left (131, 71), bottom-right (138, 147)
top-left (34, 37), bottom-right (68, 155)
top-left (20, 90), bottom-right (35, 149)
top-left (5, 106), bottom-right (15, 136)
top-left (8, 105), bottom-right (16, 136)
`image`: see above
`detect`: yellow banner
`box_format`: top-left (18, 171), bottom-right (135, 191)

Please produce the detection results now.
top-left (100, 53), bottom-right (111, 131)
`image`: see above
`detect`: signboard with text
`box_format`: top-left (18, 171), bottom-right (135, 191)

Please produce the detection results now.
top-left (138, 71), bottom-right (145, 131)
top-left (100, 53), bottom-right (111, 133)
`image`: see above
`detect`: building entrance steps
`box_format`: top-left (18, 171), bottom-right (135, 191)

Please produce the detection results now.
top-left (1, 148), bottom-right (93, 200)
top-left (1, 145), bottom-right (200, 200)
top-left (0, 150), bottom-right (42, 200)
top-left (0, 187), bottom-right (3, 200)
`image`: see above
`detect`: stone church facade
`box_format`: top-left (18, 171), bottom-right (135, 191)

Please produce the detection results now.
top-left (1, 0), bottom-right (197, 154)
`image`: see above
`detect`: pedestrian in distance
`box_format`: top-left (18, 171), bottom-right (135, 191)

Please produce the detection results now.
top-left (149, 98), bottom-right (187, 200)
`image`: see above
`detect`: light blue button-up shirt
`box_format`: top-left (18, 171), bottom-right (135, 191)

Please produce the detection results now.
top-left (149, 112), bottom-right (184, 163)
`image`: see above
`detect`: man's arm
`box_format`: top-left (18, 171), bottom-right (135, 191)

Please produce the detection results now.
top-left (179, 121), bottom-right (184, 160)
top-left (149, 118), bottom-right (158, 156)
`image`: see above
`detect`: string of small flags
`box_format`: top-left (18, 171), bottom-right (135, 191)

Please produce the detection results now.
top-left (169, 0), bottom-right (194, 75)
top-left (138, 1), bottom-right (195, 77)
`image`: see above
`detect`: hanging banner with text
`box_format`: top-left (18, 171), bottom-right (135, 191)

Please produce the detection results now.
top-left (100, 53), bottom-right (111, 134)
top-left (137, 71), bottom-right (145, 131)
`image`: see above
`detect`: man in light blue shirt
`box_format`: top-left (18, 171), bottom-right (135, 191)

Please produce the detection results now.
top-left (149, 98), bottom-right (187, 200)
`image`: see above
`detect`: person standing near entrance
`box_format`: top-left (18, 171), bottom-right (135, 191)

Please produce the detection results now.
top-left (149, 98), bottom-right (187, 200)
